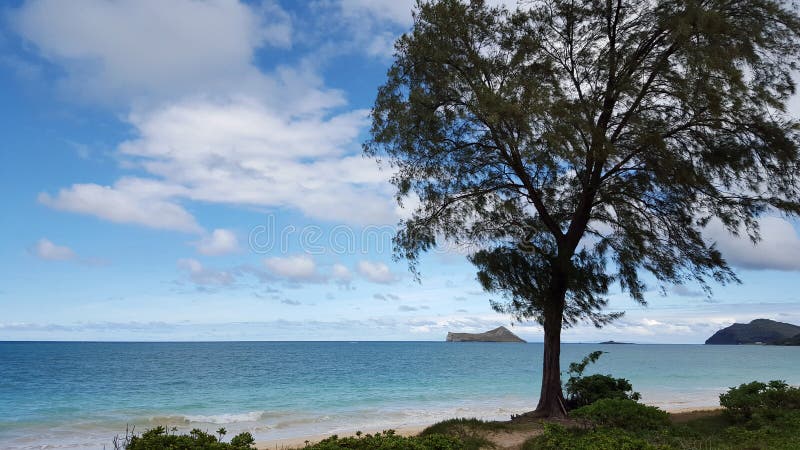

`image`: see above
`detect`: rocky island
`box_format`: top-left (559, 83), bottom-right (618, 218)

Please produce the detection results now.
top-left (705, 319), bottom-right (800, 345)
top-left (446, 326), bottom-right (526, 343)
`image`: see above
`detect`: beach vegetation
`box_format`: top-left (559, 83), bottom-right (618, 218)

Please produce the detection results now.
top-left (523, 423), bottom-right (665, 450)
top-left (566, 375), bottom-right (639, 409)
top-left (116, 426), bottom-right (256, 450)
top-left (524, 381), bottom-right (800, 449)
top-left (719, 379), bottom-right (800, 422)
top-left (366, 0), bottom-right (800, 418)
top-left (300, 429), bottom-right (464, 449)
top-left (525, 409), bottom-right (800, 449)
top-left (570, 399), bottom-right (669, 431)
top-left (564, 351), bottom-right (641, 409)
top-left (420, 418), bottom-right (505, 449)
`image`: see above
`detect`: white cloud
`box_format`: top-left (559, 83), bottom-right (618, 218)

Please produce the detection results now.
top-left (32, 238), bottom-right (75, 261)
top-left (177, 258), bottom-right (234, 286)
top-left (38, 178), bottom-right (202, 233)
top-left (707, 216), bottom-right (800, 271)
top-left (12, 0), bottom-right (292, 103)
top-left (22, 0), bottom-right (399, 229)
top-left (331, 263), bottom-right (353, 285)
top-left (38, 93), bottom-right (396, 227)
top-left (265, 255), bottom-right (324, 282)
top-left (357, 260), bottom-right (399, 284)
top-left (195, 229), bottom-right (239, 256)
top-left (114, 97), bottom-right (394, 225)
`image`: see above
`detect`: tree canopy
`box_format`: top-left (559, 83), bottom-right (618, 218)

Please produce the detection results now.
top-left (366, 0), bottom-right (800, 318)
top-left (367, 0), bottom-right (800, 416)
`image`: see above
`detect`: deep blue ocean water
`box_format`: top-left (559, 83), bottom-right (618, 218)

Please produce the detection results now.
top-left (1, 341), bottom-right (799, 449)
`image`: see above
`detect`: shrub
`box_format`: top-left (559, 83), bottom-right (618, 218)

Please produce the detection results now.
top-left (303, 429), bottom-right (464, 449)
top-left (564, 351), bottom-right (641, 409)
top-left (719, 380), bottom-right (800, 422)
top-left (419, 418), bottom-right (500, 449)
top-left (523, 423), bottom-right (666, 450)
top-left (570, 399), bottom-right (670, 431)
top-left (122, 426), bottom-right (256, 450)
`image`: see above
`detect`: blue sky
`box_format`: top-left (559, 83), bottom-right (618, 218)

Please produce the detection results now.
top-left (1, 0), bottom-right (799, 343)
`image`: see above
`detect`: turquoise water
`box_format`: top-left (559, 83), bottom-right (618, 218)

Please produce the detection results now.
top-left (1, 341), bottom-right (799, 449)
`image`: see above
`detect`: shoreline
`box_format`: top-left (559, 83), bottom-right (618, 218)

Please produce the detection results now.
top-left (254, 404), bottom-right (723, 449)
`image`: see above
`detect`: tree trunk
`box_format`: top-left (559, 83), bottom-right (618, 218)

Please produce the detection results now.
top-left (533, 308), bottom-right (567, 418)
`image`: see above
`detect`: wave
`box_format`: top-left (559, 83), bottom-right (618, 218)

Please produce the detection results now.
top-left (146, 411), bottom-right (271, 425)
top-left (183, 411), bottom-right (269, 424)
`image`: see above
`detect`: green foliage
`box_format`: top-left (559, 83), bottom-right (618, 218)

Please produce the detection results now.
top-left (567, 351), bottom-right (604, 377)
top-left (421, 418), bottom-right (507, 434)
top-left (526, 407), bottom-right (800, 449)
top-left (420, 418), bottom-right (503, 449)
top-left (523, 381), bottom-right (800, 450)
top-left (302, 429), bottom-right (464, 450)
top-left (523, 423), bottom-right (666, 450)
top-left (566, 375), bottom-right (641, 409)
top-left (719, 380), bottom-right (800, 422)
top-left (471, 243), bottom-right (619, 327)
top-left (570, 399), bottom-right (669, 431)
top-left (123, 426), bottom-right (255, 450)
top-left (716, 411), bottom-right (800, 449)
top-left (657, 410), bottom-right (800, 449)
top-left (367, 0), bottom-right (800, 317)
top-left (564, 352), bottom-right (641, 409)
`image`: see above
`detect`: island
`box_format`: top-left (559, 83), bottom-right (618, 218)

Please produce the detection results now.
top-left (446, 326), bottom-right (526, 343)
top-left (705, 318), bottom-right (800, 345)
top-left (599, 340), bottom-right (633, 344)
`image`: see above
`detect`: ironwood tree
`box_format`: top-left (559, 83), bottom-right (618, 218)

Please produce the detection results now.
top-left (365, 0), bottom-right (800, 417)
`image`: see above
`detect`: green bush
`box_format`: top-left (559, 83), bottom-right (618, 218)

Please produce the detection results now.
top-left (123, 426), bottom-right (256, 450)
top-left (564, 352), bottom-right (641, 409)
top-left (523, 423), bottom-right (667, 450)
top-left (566, 374), bottom-right (642, 409)
top-left (570, 399), bottom-right (670, 431)
top-left (302, 429), bottom-right (464, 449)
top-left (419, 418), bottom-right (500, 449)
top-left (719, 380), bottom-right (800, 422)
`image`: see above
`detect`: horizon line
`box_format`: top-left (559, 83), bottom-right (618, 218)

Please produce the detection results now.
top-left (0, 339), bottom-right (704, 344)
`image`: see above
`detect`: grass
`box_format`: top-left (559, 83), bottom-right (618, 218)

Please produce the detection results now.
top-left (520, 409), bottom-right (800, 450)
top-left (411, 408), bottom-right (800, 449)
top-left (420, 417), bottom-right (509, 434)
top-left (419, 418), bottom-right (508, 449)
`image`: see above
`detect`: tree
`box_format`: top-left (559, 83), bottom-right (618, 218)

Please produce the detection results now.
top-left (365, 0), bottom-right (800, 417)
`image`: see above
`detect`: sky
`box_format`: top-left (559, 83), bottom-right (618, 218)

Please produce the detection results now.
top-left (1, 0), bottom-right (799, 343)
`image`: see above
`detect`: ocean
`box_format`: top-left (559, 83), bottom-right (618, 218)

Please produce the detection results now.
top-left (1, 341), bottom-right (799, 449)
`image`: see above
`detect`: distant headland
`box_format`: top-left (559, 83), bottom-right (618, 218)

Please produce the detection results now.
top-left (599, 340), bottom-right (633, 345)
top-left (705, 319), bottom-right (800, 345)
top-left (446, 326), bottom-right (526, 343)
